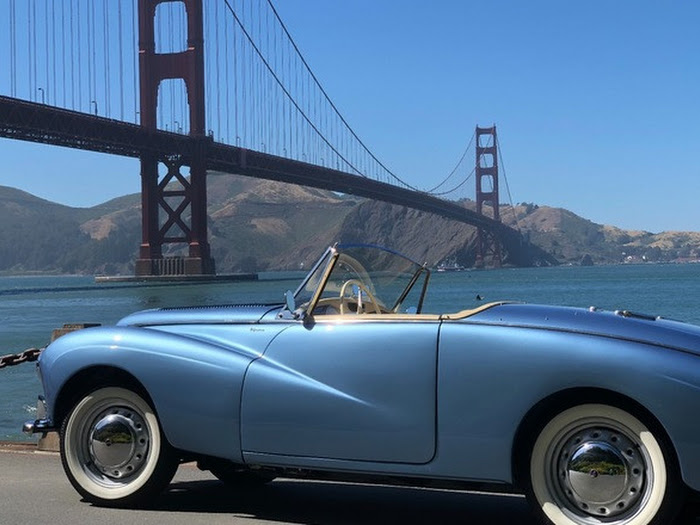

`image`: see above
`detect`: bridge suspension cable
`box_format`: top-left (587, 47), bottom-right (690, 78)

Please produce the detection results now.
top-left (425, 130), bottom-right (476, 195)
top-left (263, 0), bottom-right (424, 190)
top-left (496, 134), bottom-right (521, 232)
top-left (221, 0), bottom-right (366, 177)
top-left (262, 0), bottom-right (489, 200)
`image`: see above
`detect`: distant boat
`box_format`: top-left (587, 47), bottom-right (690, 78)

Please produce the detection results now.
top-left (436, 260), bottom-right (467, 272)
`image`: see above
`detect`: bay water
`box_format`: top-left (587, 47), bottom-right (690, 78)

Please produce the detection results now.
top-left (2, 263), bottom-right (700, 442)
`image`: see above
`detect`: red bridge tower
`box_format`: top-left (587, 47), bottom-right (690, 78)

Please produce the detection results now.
top-left (135, 0), bottom-right (215, 276)
top-left (475, 125), bottom-right (502, 268)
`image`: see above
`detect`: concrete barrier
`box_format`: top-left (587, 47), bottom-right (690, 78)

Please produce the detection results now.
top-left (38, 432), bottom-right (60, 452)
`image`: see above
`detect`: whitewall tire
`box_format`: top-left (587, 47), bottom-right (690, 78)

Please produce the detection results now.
top-left (60, 386), bottom-right (178, 507)
top-left (526, 403), bottom-right (683, 525)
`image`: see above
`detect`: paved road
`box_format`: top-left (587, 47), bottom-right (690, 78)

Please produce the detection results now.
top-left (2, 445), bottom-right (699, 525)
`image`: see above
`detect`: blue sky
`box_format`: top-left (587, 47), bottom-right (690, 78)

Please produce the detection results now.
top-left (0, 0), bottom-right (698, 233)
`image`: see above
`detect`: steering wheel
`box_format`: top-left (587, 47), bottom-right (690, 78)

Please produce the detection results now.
top-left (338, 279), bottom-right (381, 315)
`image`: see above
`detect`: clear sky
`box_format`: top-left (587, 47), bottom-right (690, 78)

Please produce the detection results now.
top-left (0, 0), bottom-right (698, 233)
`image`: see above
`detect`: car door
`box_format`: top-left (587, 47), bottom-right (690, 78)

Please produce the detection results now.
top-left (240, 318), bottom-right (439, 464)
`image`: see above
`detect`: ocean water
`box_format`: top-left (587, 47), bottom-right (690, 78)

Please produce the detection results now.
top-left (2, 263), bottom-right (700, 441)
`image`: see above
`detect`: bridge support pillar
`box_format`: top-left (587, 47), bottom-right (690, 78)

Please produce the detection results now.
top-left (184, 140), bottom-right (214, 274)
top-left (475, 126), bottom-right (502, 268)
top-left (135, 148), bottom-right (215, 277)
top-left (135, 0), bottom-right (214, 276)
top-left (135, 152), bottom-right (162, 276)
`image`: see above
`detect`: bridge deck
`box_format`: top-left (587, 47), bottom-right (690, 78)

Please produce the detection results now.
top-left (0, 96), bottom-right (514, 237)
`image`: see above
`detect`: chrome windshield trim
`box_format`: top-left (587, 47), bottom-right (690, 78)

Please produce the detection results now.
top-left (293, 245), bottom-right (336, 299)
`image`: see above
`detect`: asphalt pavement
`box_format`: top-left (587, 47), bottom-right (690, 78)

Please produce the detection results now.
top-left (1, 444), bottom-right (699, 525)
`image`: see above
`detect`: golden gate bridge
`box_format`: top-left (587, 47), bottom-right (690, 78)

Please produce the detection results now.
top-left (0, 0), bottom-right (528, 275)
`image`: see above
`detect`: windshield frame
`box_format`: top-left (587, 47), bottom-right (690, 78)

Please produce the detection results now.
top-left (295, 243), bottom-right (430, 316)
top-left (292, 245), bottom-right (336, 301)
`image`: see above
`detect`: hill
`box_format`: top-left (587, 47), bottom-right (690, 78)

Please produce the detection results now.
top-left (0, 177), bottom-right (698, 275)
top-left (505, 203), bottom-right (700, 265)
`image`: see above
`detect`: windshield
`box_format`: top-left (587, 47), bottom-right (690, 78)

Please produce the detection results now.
top-left (295, 244), bottom-right (429, 314)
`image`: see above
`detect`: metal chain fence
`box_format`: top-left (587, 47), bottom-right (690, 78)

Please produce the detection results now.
top-left (0, 348), bottom-right (44, 369)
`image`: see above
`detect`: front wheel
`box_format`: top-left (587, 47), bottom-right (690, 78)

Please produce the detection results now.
top-left (60, 386), bottom-right (178, 507)
top-left (525, 403), bottom-right (684, 525)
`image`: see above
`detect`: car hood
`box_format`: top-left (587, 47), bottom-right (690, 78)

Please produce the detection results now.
top-left (117, 303), bottom-right (282, 327)
top-left (467, 303), bottom-right (700, 355)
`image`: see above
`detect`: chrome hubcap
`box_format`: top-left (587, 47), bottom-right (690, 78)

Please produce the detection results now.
top-left (557, 427), bottom-right (645, 518)
top-left (88, 408), bottom-right (149, 480)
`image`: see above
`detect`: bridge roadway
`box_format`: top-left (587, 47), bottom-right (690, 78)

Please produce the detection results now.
top-left (0, 96), bottom-right (520, 243)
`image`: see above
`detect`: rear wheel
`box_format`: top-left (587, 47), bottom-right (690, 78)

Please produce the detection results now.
top-left (525, 403), bottom-right (684, 525)
top-left (60, 386), bottom-right (178, 507)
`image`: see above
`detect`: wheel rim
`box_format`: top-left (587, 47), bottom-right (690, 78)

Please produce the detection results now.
top-left (88, 407), bottom-right (150, 480)
top-left (554, 424), bottom-right (647, 519)
top-left (75, 400), bottom-right (152, 487)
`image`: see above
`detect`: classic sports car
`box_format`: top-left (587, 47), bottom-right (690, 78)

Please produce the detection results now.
top-left (23, 243), bottom-right (700, 524)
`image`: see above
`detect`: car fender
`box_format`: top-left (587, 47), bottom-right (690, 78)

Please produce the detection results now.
top-left (436, 322), bottom-right (700, 490)
top-left (40, 324), bottom-right (285, 462)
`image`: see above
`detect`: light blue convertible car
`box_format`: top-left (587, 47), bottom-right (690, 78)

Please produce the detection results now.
top-left (24, 244), bottom-right (700, 524)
